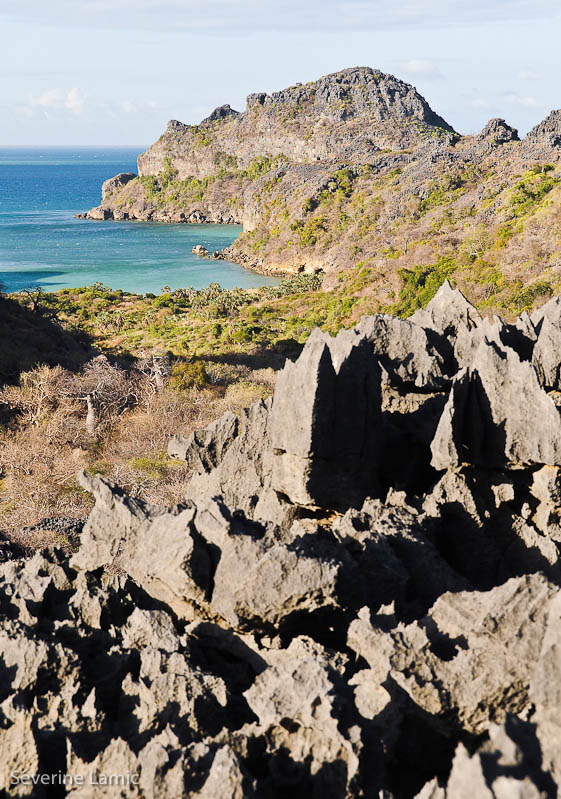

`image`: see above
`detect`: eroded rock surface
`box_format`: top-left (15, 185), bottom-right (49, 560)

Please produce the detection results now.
top-left (6, 284), bottom-right (561, 797)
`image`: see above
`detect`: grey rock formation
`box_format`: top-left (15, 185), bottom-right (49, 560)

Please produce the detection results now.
top-left (8, 284), bottom-right (561, 796)
top-left (526, 108), bottom-right (561, 148)
top-left (201, 104), bottom-right (240, 125)
top-left (101, 171), bottom-right (136, 203)
top-left (168, 410), bottom-right (239, 472)
top-left (530, 294), bottom-right (561, 330)
top-left (270, 327), bottom-right (382, 508)
top-left (411, 280), bottom-right (482, 369)
top-left (431, 339), bottom-right (561, 470)
top-left (532, 313), bottom-right (561, 389)
top-left (478, 117), bottom-right (520, 147)
top-left (356, 314), bottom-right (449, 389)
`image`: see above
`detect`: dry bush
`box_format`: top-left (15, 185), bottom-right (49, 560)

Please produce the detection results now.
top-left (0, 353), bottom-right (276, 538)
top-left (224, 380), bottom-right (272, 413)
top-left (97, 386), bottom-right (223, 504)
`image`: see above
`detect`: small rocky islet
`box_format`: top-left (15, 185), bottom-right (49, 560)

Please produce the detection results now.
top-left (2, 282), bottom-right (561, 797)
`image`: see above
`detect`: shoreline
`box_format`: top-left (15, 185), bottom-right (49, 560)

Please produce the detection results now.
top-left (76, 210), bottom-right (299, 279)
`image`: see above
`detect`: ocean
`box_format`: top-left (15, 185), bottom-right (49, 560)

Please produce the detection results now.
top-left (0, 147), bottom-right (278, 295)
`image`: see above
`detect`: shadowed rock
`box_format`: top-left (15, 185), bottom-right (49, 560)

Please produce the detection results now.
top-left (271, 327), bottom-right (382, 508)
top-left (431, 339), bottom-right (561, 470)
top-left (168, 411), bottom-right (239, 473)
top-left (356, 314), bottom-right (450, 389)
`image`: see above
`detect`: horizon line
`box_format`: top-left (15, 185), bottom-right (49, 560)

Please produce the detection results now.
top-left (0, 144), bottom-right (147, 148)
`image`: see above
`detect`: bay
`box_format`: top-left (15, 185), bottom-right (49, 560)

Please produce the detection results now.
top-left (0, 146), bottom-right (278, 294)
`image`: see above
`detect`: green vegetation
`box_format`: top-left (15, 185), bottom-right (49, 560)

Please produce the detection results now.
top-left (511, 166), bottom-right (561, 217)
top-left (169, 360), bottom-right (209, 390)
top-left (290, 216), bottom-right (328, 247)
top-left (391, 257), bottom-right (457, 317)
top-left (419, 167), bottom-right (480, 215)
top-left (127, 154), bottom-right (287, 213)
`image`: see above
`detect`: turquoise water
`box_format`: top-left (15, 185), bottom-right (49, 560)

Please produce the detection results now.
top-left (0, 147), bottom-right (278, 294)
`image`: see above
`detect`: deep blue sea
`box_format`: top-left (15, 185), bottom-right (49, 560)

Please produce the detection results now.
top-left (0, 147), bottom-right (278, 294)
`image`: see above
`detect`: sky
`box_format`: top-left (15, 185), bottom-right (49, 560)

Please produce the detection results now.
top-left (1, 0), bottom-right (560, 145)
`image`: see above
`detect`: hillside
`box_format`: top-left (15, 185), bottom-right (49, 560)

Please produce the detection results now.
top-left (83, 67), bottom-right (561, 315)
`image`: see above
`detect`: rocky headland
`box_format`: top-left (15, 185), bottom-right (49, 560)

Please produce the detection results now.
top-left (82, 67), bottom-right (561, 310)
top-left (3, 281), bottom-right (561, 797)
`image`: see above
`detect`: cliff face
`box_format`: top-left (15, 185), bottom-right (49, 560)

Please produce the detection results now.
top-left (137, 67), bottom-right (455, 180)
top-left (84, 67), bottom-right (561, 300)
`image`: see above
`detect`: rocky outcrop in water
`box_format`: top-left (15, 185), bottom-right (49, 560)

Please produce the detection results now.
top-left (5, 282), bottom-right (561, 797)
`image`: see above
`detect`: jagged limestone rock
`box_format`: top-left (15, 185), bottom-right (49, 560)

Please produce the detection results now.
top-left (185, 399), bottom-right (282, 526)
top-left (9, 289), bottom-right (561, 795)
top-left (431, 339), bottom-right (561, 470)
top-left (530, 465), bottom-right (561, 541)
top-left (411, 280), bottom-right (482, 367)
top-left (416, 719), bottom-right (555, 799)
top-left (168, 410), bottom-right (239, 473)
top-left (532, 313), bottom-right (561, 389)
top-left (530, 294), bottom-right (561, 331)
top-left (526, 108), bottom-right (561, 148)
top-left (0, 714), bottom-right (39, 799)
top-left (271, 327), bottom-right (382, 508)
top-left (478, 117), bottom-right (520, 146)
top-left (348, 573), bottom-right (561, 771)
top-left (72, 474), bottom-right (384, 632)
top-left (356, 313), bottom-right (449, 389)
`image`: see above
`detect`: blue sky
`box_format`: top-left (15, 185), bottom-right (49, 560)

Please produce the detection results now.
top-left (1, 0), bottom-right (560, 145)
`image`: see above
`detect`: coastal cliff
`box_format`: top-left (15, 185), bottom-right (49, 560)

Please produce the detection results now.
top-left (84, 67), bottom-right (561, 305)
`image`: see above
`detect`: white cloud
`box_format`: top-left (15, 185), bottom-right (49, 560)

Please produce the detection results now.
top-left (471, 98), bottom-right (491, 109)
top-left (21, 89), bottom-right (160, 121)
top-left (121, 99), bottom-right (158, 114)
top-left (28, 87), bottom-right (86, 115)
top-left (401, 59), bottom-right (443, 79)
top-left (505, 92), bottom-right (539, 107)
top-left (65, 87), bottom-right (85, 114)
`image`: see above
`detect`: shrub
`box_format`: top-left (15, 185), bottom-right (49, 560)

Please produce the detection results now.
top-left (391, 257), bottom-right (457, 317)
top-left (169, 361), bottom-right (209, 391)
